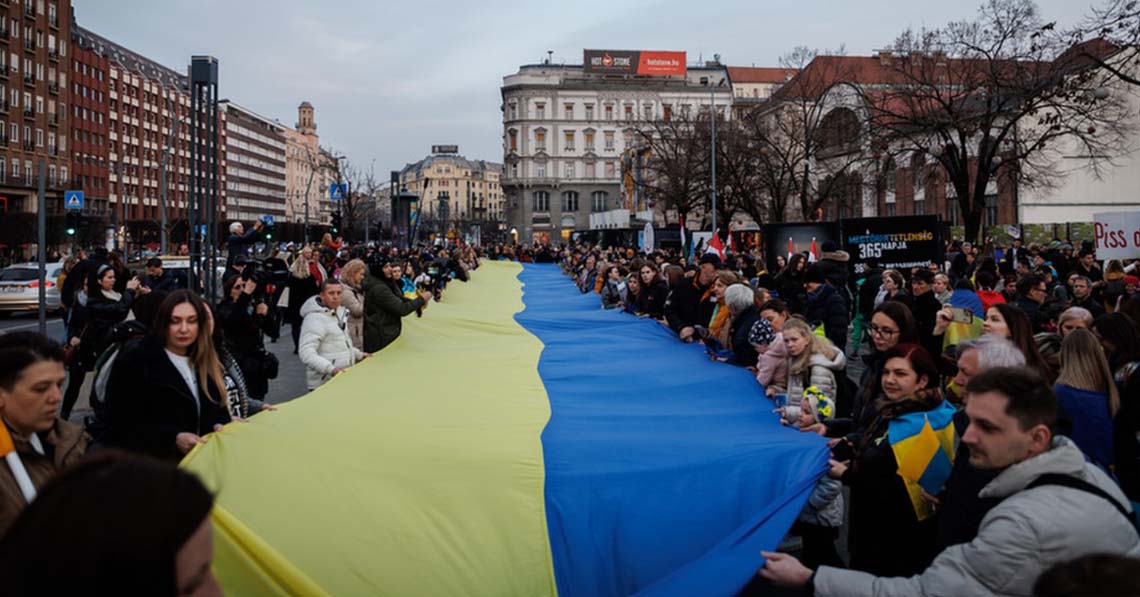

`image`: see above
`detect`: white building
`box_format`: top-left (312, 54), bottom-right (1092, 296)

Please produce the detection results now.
top-left (501, 56), bottom-right (732, 244)
top-left (219, 100), bottom-right (288, 222)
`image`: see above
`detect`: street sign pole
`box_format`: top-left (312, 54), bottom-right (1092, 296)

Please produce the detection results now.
top-left (36, 161), bottom-right (46, 336)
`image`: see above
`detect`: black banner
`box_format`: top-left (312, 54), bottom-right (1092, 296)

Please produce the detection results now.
top-left (840, 215), bottom-right (943, 277)
top-left (761, 222), bottom-right (840, 274)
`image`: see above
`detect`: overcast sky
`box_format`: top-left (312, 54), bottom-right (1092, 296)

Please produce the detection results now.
top-left (74, 0), bottom-right (1092, 173)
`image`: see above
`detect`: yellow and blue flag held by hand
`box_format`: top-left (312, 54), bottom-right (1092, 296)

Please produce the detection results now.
top-left (182, 261), bottom-right (831, 597)
top-left (888, 400), bottom-right (958, 521)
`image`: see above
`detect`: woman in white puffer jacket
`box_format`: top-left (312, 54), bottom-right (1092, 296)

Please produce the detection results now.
top-left (298, 280), bottom-right (366, 391)
top-left (779, 318), bottom-right (846, 424)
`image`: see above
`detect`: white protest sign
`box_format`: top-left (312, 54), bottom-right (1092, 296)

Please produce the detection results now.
top-left (1094, 211), bottom-right (1140, 260)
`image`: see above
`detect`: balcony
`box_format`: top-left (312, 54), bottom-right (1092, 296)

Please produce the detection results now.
top-left (23, 4), bottom-right (34, 19)
top-left (48, 16), bottom-right (58, 30)
top-left (0, 135), bottom-right (8, 147)
top-left (47, 145), bottom-right (56, 156)
top-left (0, 67), bottom-right (7, 80)
top-left (22, 140), bottom-right (32, 151)
top-left (22, 73), bottom-right (33, 86)
top-left (47, 81), bottom-right (58, 95)
top-left (0, 100), bottom-right (8, 113)
top-left (22, 39), bottom-right (34, 53)
top-left (47, 112), bottom-right (57, 126)
top-left (0, 29), bottom-right (9, 40)
top-left (22, 108), bottom-right (33, 119)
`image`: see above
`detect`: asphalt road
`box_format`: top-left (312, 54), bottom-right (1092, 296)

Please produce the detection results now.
top-left (0, 311), bottom-right (310, 422)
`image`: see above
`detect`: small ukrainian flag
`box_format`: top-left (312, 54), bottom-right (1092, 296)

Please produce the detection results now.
top-left (888, 400), bottom-right (958, 521)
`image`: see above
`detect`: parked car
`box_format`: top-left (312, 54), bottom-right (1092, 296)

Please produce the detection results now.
top-left (0, 261), bottom-right (64, 314)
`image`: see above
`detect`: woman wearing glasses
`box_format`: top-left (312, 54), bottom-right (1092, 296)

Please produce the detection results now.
top-left (807, 301), bottom-right (917, 441)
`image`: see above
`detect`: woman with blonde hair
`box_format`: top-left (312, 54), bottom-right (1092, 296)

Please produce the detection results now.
top-left (1054, 329), bottom-right (1120, 471)
top-left (709, 270), bottom-right (742, 347)
top-left (285, 246), bottom-right (327, 354)
top-left (339, 259), bottom-right (368, 352)
top-left (779, 318), bottom-right (846, 423)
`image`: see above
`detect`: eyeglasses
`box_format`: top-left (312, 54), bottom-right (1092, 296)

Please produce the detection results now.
top-left (869, 324), bottom-right (898, 338)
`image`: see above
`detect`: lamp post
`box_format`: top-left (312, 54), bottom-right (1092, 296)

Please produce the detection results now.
top-left (703, 74), bottom-right (724, 235)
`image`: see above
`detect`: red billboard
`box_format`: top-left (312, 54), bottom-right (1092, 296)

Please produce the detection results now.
top-left (584, 50), bottom-right (686, 77)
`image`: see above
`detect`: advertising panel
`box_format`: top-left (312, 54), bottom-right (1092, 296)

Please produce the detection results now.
top-left (583, 50), bottom-right (686, 76)
top-left (761, 222), bottom-right (841, 273)
top-left (840, 215), bottom-right (943, 276)
top-left (1094, 211), bottom-right (1140, 261)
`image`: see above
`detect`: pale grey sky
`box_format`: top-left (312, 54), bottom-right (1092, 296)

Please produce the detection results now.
top-left (74, 0), bottom-right (1093, 172)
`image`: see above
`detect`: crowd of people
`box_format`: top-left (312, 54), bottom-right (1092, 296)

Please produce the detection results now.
top-left (562, 236), bottom-right (1140, 594)
top-left (5, 226), bottom-right (1140, 593)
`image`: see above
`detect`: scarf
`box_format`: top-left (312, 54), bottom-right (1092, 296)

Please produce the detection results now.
top-left (100, 289), bottom-right (122, 302)
top-left (309, 261), bottom-right (324, 286)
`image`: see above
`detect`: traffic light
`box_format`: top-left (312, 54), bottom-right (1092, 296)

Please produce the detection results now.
top-left (330, 211), bottom-right (342, 235)
top-left (65, 211), bottom-right (78, 236)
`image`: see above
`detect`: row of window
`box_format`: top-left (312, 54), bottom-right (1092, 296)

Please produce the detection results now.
top-left (509, 128), bottom-right (625, 153)
top-left (509, 160), bottom-right (619, 180)
top-left (530, 190), bottom-right (609, 213)
top-left (509, 100), bottom-right (726, 123)
top-left (226, 148), bottom-right (286, 176)
top-left (0, 156), bottom-right (66, 182)
top-left (225, 121), bottom-right (286, 151)
top-left (72, 59), bottom-right (106, 82)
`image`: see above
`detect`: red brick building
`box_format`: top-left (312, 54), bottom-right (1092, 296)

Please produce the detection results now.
top-left (0, 0), bottom-right (73, 228)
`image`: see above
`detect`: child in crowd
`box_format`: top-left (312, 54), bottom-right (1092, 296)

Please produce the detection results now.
top-left (784, 386), bottom-right (846, 568)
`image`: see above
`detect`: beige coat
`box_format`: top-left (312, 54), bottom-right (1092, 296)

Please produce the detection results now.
top-left (0, 418), bottom-right (87, 535)
top-left (341, 282), bottom-right (366, 352)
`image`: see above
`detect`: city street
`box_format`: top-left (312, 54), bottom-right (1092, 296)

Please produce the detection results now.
top-left (0, 312), bottom-right (309, 423)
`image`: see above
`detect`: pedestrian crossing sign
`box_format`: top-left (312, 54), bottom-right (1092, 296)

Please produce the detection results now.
top-left (64, 190), bottom-right (84, 210)
top-left (330, 183), bottom-right (347, 201)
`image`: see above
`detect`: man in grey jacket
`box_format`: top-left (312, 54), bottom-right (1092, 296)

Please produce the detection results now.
top-left (759, 366), bottom-right (1140, 596)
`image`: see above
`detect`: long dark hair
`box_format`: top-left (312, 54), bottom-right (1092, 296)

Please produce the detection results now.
top-left (779, 253), bottom-right (807, 279)
top-left (872, 301), bottom-right (918, 345)
top-left (992, 303), bottom-right (1051, 379)
top-left (86, 263), bottom-right (116, 297)
top-left (153, 290), bottom-right (227, 404)
top-left (0, 452), bottom-right (214, 595)
top-left (1092, 312), bottom-right (1140, 369)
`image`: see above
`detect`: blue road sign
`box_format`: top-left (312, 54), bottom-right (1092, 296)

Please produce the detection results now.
top-left (64, 190), bottom-right (84, 210)
top-left (330, 183), bottom-right (347, 201)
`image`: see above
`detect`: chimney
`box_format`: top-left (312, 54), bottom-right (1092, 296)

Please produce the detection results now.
top-left (877, 49), bottom-right (892, 66)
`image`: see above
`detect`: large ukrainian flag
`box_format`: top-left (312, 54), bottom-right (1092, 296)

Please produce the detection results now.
top-left (182, 261), bottom-right (828, 596)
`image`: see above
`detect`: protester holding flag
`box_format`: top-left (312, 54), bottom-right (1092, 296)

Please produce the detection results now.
top-left (634, 264), bottom-right (669, 318)
top-left (826, 343), bottom-right (946, 577)
top-left (0, 332), bottom-right (87, 535)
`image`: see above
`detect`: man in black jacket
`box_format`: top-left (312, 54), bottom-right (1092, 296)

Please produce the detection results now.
top-left (910, 269), bottom-right (944, 358)
top-left (226, 220), bottom-right (263, 268)
top-left (803, 264), bottom-right (848, 351)
top-left (665, 254), bottom-right (719, 342)
top-left (1012, 273), bottom-right (1048, 333)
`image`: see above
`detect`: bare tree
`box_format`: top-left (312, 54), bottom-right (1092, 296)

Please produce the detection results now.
top-left (750, 47), bottom-right (870, 222)
top-left (630, 111), bottom-right (712, 226)
top-left (863, 0), bottom-right (1133, 243)
top-left (1060, 0), bottom-right (1140, 87)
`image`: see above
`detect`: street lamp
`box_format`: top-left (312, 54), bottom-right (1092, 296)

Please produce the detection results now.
top-left (702, 73), bottom-right (726, 235)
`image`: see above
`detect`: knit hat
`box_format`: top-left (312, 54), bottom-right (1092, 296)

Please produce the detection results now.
top-left (803, 264), bottom-right (827, 285)
top-left (802, 386), bottom-right (835, 422)
top-left (1125, 275), bottom-right (1139, 287)
top-left (748, 318), bottom-right (775, 347)
top-left (698, 253), bottom-right (722, 267)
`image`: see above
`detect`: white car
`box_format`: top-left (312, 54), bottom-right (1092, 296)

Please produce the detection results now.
top-left (0, 261), bottom-right (64, 313)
